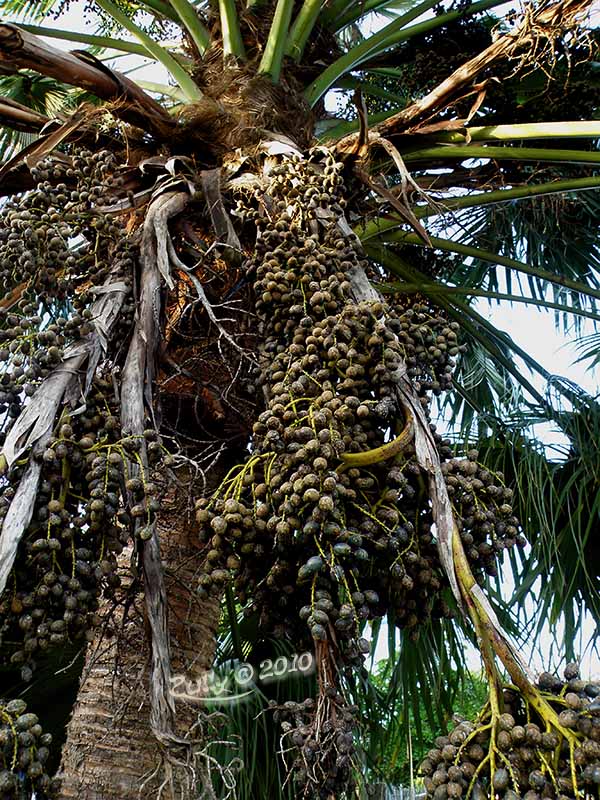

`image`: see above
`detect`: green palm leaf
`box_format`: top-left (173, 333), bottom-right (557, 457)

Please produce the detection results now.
top-left (0, 0), bottom-right (58, 19)
top-left (472, 389), bottom-right (600, 659)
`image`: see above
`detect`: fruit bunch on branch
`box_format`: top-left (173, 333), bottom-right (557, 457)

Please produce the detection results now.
top-left (192, 142), bottom-right (525, 797)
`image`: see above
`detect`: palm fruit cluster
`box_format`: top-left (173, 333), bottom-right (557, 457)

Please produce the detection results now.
top-left (198, 150), bottom-right (450, 646)
top-left (420, 664), bottom-right (600, 800)
top-left (195, 147), bottom-right (520, 796)
top-left (271, 684), bottom-right (359, 799)
top-left (0, 698), bottom-right (56, 799)
top-left (0, 150), bottom-right (124, 300)
top-left (0, 150), bottom-right (135, 430)
top-left (196, 148), bottom-right (516, 645)
top-left (388, 300), bottom-right (461, 395)
top-left (443, 451), bottom-right (525, 581)
top-left (0, 151), bottom-right (167, 683)
top-left (0, 368), bottom-right (166, 682)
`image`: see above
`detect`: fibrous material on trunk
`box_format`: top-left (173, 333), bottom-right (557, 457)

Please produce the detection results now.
top-left (58, 476), bottom-right (223, 799)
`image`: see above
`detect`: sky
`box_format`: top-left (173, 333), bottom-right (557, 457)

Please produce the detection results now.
top-left (13, 1), bottom-right (600, 677)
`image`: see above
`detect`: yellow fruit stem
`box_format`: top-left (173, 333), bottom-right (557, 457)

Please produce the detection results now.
top-left (340, 408), bottom-right (414, 466)
top-left (452, 526), bottom-right (582, 798)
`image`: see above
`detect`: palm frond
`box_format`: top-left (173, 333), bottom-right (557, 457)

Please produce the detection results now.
top-left (0, 71), bottom-right (76, 162)
top-left (573, 330), bottom-right (600, 370)
top-left (0, 71), bottom-right (72, 115)
top-left (451, 189), bottom-right (600, 329)
top-left (0, 125), bottom-right (35, 163)
top-left (286, 0), bottom-right (323, 62)
top-left (306, 0), bottom-right (507, 107)
top-left (404, 143), bottom-right (600, 168)
top-left (428, 122), bottom-right (600, 144)
top-left (0, 0), bottom-right (58, 20)
top-left (442, 337), bottom-right (526, 437)
top-left (471, 387), bottom-right (600, 658)
top-left (95, 0), bottom-right (203, 101)
top-left (346, 617), bottom-right (479, 787)
top-left (333, 0), bottom-right (427, 31)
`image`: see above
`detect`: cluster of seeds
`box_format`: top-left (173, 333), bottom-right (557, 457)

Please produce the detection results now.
top-left (0, 151), bottom-right (167, 689)
top-left (198, 150), bottom-right (516, 646)
top-left (0, 143), bottom-right (191, 793)
top-left (385, 300), bottom-right (464, 395)
top-left (196, 147), bottom-right (522, 796)
top-left (1, 150), bottom-right (122, 300)
top-left (0, 699), bottom-right (56, 799)
top-left (198, 152), bottom-right (454, 650)
top-left (379, 509), bottom-right (451, 636)
top-left (271, 686), bottom-right (359, 799)
top-left (0, 303), bottom-right (67, 425)
top-left (420, 664), bottom-right (600, 800)
top-left (0, 152), bottom-right (136, 430)
top-left (0, 371), bottom-right (166, 681)
top-left (443, 451), bottom-right (523, 580)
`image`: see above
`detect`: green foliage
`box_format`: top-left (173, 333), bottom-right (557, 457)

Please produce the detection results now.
top-left (365, 661), bottom-right (488, 786)
top-left (0, 72), bottom-right (72, 160)
top-left (472, 382), bottom-right (600, 661)
top-left (0, 0), bottom-right (57, 19)
top-left (0, 72), bottom-right (72, 114)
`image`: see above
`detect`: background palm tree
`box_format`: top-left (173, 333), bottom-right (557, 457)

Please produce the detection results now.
top-left (0, 1), bottom-right (598, 798)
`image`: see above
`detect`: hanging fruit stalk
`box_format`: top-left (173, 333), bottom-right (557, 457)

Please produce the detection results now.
top-left (418, 526), bottom-right (599, 800)
top-left (193, 143), bottom-right (524, 798)
top-left (339, 218), bottom-right (595, 800)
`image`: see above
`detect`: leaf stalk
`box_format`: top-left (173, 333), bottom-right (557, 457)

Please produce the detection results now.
top-left (95, 0), bottom-right (202, 101)
top-left (378, 233), bottom-right (600, 303)
top-left (169, 0), bottom-right (211, 54)
top-left (285, 0), bottom-right (322, 62)
top-left (218, 0), bottom-right (247, 60)
top-left (259, 0), bottom-right (295, 81)
top-left (403, 144), bottom-right (600, 166)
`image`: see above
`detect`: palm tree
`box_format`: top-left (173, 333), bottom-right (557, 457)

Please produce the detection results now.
top-left (0, 1), bottom-right (598, 798)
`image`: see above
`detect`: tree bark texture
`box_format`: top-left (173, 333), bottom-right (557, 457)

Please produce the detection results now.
top-left (57, 473), bottom-right (220, 800)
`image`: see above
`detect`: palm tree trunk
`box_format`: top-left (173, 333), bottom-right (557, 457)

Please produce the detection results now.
top-left (58, 474), bottom-right (221, 800)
